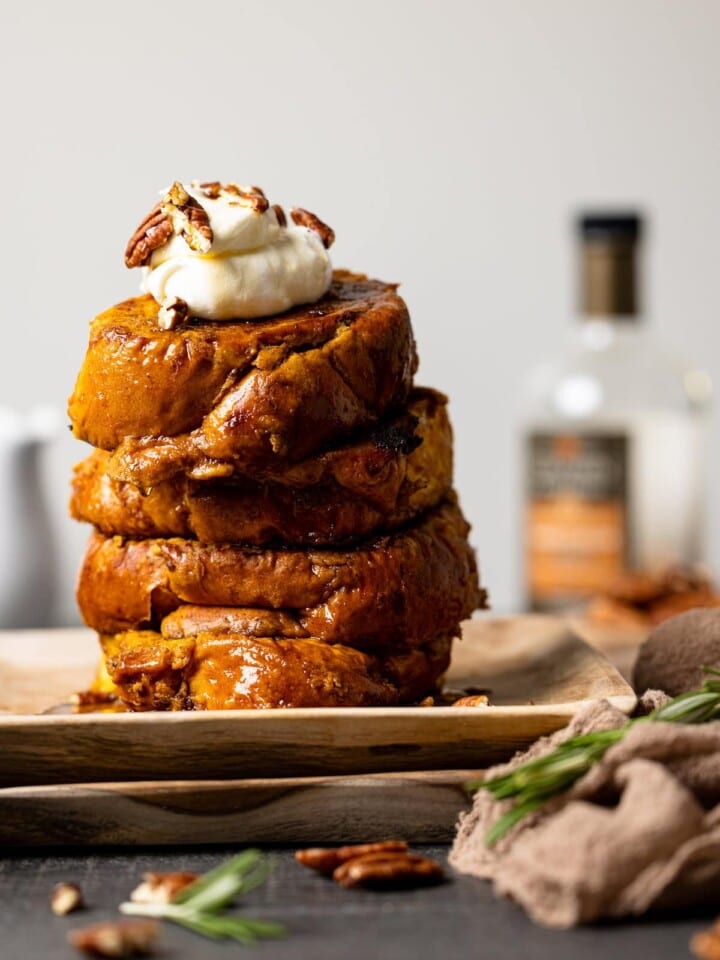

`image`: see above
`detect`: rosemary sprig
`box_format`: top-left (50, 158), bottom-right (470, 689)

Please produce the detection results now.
top-left (469, 667), bottom-right (720, 847)
top-left (120, 850), bottom-right (285, 944)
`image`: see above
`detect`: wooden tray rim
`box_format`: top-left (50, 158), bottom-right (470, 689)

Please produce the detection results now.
top-left (0, 693), bottom-right (637, 728)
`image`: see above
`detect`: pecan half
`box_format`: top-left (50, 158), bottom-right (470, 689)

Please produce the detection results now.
top-left (193, 180), bottom-right (270, 213)
top-left (161, 181), bottom-right (213, 253)
top-left (271, 203), bottom-right (287, 227)
top-left (451, 695), bottom-right (489, 708)
top-left (294, 841), bottom-right (408, 876)
top-left (157, 296), bottom-right (190, 331)
top-left (51, 882), bottom-right (84, 915)
top-left (124, 206), bottom-right (173, 269)
top-left (333, 852), bottom-right (444, 890)
top-left (221, 182), bottom-right (269, 214)
top-left (129, 871), bottom-right (198, 905)
top-left (290, 207), bottom-right (335, 248)
top-left (68, 919), bottom-right (158, 957)
top-left (196, 180), bottom-right (221, 199)
top-left (691, 920), bottom-right (720, 960)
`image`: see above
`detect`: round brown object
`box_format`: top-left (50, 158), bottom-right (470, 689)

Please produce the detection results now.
top-left (70, 390), bottom-right (453, 545)
top-left (76, 499), bottom-right (485, 650)
top-left (68, 272), bottom-right (417, 470)
top-left (633, 607), bottom-right (720, 696)
top-left (97, 631), bottom-right (453, 710)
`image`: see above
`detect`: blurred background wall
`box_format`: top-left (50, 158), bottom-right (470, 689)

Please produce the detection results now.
top-left (1, 0), bottom-right (719, 624)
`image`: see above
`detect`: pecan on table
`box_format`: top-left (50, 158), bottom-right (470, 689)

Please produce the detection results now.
top-left (129, 870), bottom-right (199, 904)
top-left (295, 841), bottom-right (408, 876)
top-left (691, 920), bottom-right (720, 960)
top-left (333, 851), bottom-right (444, 890)
top-left (68, 919), bottom-right (158, 957)
top-left (50, 882), bottom-right (84, 915)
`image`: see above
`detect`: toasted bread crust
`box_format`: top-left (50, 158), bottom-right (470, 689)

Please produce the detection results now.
top-left (71, 389), bottom-right (452, 545)
top-left (77, 499), bottom-right (485, 650)
top-left (69, 272), bottom-right (417, 469)
top-left (97, 631), bottom-right (452, 710)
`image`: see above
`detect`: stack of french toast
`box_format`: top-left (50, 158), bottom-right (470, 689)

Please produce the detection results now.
top-left (68, 182), bottom-right (485, 710)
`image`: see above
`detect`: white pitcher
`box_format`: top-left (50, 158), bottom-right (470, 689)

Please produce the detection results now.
top-left (0, 406), bottom-right (60, 628)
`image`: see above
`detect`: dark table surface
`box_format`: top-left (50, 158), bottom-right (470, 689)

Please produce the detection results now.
top-left (0, 845), bottom-right (711, 959)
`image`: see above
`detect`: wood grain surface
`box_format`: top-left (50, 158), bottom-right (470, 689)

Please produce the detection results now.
top-left (0, 771), bottom-right (474, 847)
top-left (0, 617), bottom-right (635, 791)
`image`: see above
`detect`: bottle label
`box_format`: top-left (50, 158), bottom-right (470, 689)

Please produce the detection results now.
top-left (525, 433), bottom-right (629, 609)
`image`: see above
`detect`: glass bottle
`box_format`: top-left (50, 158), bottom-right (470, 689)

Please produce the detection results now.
top-left (522, 213), bottom-right (713, 612)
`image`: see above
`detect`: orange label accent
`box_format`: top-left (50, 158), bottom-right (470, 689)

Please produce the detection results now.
top-left (527, 495), bottom-right (626, 599)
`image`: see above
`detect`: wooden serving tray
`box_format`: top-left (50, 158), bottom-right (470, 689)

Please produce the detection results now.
top-left (0, 616), bottom-right (634, 790)
top-left (0, 771), bottom-right (475, 846)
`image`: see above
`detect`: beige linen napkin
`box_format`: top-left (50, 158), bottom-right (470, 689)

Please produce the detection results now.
top-left (450, 699), bottom-right (720, 928)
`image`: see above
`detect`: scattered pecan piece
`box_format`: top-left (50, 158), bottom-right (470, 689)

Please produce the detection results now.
top-left (68, 919), bottom-right (158, 957)
top-left (271, 203), bottom-right (287, 227)
top-left (451, 695), bottom-right (489, 708)
top-left (220, 182), bottom-right (269, 213)
top-left (240, 190), bottom-right (269, 213)
top-left (129, 871), bottom-right (198, 904)
top-left (124, 206), bottom-right (173, 269)
top-left (157, 296), bottom-right (190, 331)
top-left (333, 852), bottom-right (444, 890)
top-left (295, 841), bottom-right (408, 876)
top-left (290, 207), bottom-right (335, 248)
top-left (691, 920), bottom-right (720, 960)
top-left (71, 690), bottom-right (118, 708)
top-left (197, 180), bottom-right (221, 199)
top-left (161, 181), bottom-right (213, 253)
top-left (194, 180), bottom-right (269, 211)
top-left (418, 695), bottom-right (435, 707)
top-left (51, 882), bottom-right (84, 915)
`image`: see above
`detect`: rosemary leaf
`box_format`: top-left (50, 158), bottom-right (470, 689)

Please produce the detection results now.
top-left (651, 689), bottom-right (720, 723)
top-left (172, 849), bottom-right (268, 912)
top-left (173, 913), bottom-right (286, 945)
top-left (484, 797), bottom-right (548, 848)
top-left (119, 850), bottom-right (284, 945)
top-left (472, 670), bottom-right (720, 847)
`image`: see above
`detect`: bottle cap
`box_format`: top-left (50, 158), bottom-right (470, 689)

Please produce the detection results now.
top-left (579, 213), bottom-right (642, 243)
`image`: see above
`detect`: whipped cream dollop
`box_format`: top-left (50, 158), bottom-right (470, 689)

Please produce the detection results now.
top-left (130, 181), bottom-right (334, 322)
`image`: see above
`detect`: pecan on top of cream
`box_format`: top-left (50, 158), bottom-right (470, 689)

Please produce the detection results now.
top-left (161, 181), bottom-right (213, 254)
top-left (290, 207), bottom-right (335, 248)
top-left (195, 180), bottom-right (270, 214)
top-left (126, 180), bottom-right (334, 322)
top-left (157, 296), bottom-right (189, 331)
top-left (125, 182), bottom-right (213, 268)
top-left (124, 205), bottom-right (173, 269)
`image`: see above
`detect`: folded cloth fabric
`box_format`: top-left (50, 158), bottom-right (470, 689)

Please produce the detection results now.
top-left (450, 698), bottom-right (720, 928)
